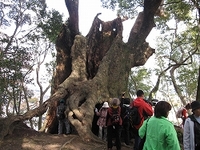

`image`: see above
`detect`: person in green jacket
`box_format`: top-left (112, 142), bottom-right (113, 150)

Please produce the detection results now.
top-left (139, 101), bottom-right (180, 150)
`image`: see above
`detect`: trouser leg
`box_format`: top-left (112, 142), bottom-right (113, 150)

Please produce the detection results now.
top-left (133, 131), bottom-right (141, 150)
top-left (58, 120), bottom-right (64, 134)
top-left (124, 122), bottom-right (130, 145)
top-left (64, 118), bottom-right (71, 134)
top-left (98, 126), bottom-right (103, 139)
top-left (115, 125), bottom-right (121, 150)
top-left (103, 127), bottom-right (107, 141)
top-left (107, 126), bottom-right (113, 149)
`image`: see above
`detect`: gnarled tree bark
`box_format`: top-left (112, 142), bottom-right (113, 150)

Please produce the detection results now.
top-left (0, 0), bottom-right (162, 142)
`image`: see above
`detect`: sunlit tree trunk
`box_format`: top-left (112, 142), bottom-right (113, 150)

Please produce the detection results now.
top-left (197, 66), bottom-right (200, 101)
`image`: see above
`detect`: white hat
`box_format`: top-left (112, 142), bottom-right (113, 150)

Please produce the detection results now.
top-left (102, 102), bottom-right (109, 108)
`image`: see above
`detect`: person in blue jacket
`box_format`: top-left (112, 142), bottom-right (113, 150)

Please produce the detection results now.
top-left (139, 101), bottom-right (180, 150)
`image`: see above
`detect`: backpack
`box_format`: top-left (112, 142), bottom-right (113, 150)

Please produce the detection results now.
top-left (120, 98), bottom-right (130, 121)
top-left (57, 104), bottom-right (65, 120)
top-left (122, 105), bottom-right (131, 121)
top-left (129, 106), bottom-right (142, 127)
top-left (111, 107), bottom-right (120, 125)
top-left (176, 107), bottom-right (183, 118)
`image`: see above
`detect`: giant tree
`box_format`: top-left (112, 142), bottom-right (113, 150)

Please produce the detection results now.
top-left (41, 0), bottom-right (162, 140)
top-left (0, 0), bottom-right (163, 141)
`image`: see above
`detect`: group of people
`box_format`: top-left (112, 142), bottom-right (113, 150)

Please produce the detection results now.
top-left (95, 90), bottom-right (200, 150)
top-left (175, 101), bottom-right (200, 149)
top-left (56, 91), bottom-right (200, 150)
top-left (95, 90), bottom-right (153, 150)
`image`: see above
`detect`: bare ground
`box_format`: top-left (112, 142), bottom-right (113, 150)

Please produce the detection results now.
top-left (0, 125), bottom-right (133, 150)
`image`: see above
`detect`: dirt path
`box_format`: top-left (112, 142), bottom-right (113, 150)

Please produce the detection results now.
top-left (0, 126), bottom-right (133, 150)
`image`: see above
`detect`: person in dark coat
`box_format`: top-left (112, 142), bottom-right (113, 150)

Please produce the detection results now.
top-left (120, 92), bottom-right (131, 145)
top-left (57, 99), bottom-right (71, 134)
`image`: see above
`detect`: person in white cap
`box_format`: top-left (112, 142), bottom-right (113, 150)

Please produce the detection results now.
top-left (95, 101), bottom-right (109, 141)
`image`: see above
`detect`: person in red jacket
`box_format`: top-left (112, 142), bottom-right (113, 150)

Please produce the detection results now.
top-left (130, 90), bottom-right (153, 150)
top-left (181, 103), bottom-right (191, 126)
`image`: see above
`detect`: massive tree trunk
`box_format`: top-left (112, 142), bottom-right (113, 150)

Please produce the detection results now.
top-left (197, 66), bottom-right (200, 102)
top-left (0, 0), bottom-right (162, 141)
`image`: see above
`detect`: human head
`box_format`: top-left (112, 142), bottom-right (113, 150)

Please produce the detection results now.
top-left (123, 98), bottom-right (130, 105)
top-left (185, 103), bottom-right (191, 110)
top-left (60, 99), bottom-right (65, 103)
top-left (102, 102), bottom-right (109, 108)
top-left (111, 98), bottom-right (120, 107)
top-left (191, 101), bottom-right (200, 112)
top-left (154, 101), bottom-right (171, 118)
top-left (136, 90), bottom-right (144, 97)
top-left (121, 92), bottom-right (125, 97)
